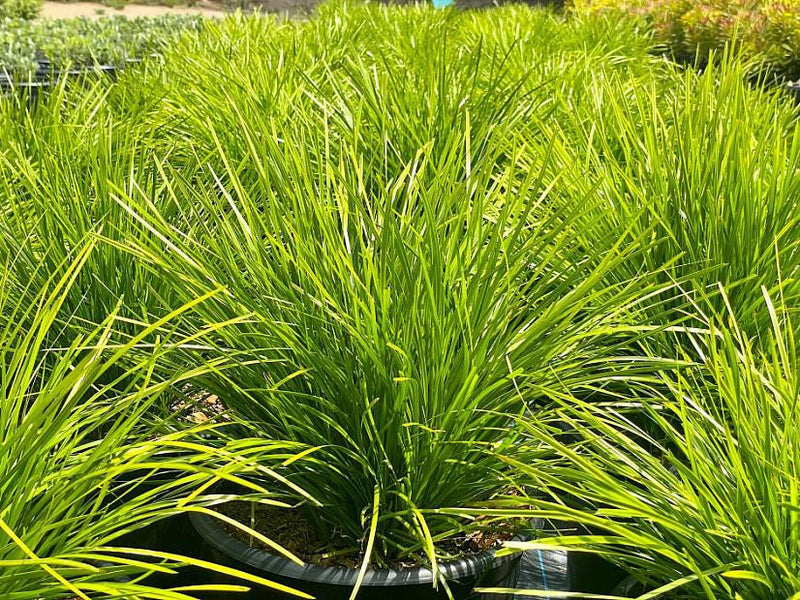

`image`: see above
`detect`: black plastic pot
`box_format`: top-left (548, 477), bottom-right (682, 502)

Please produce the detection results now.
top-left (567, 550), bottom-right (627, 595)
top-left (0, 79), bottom-right (51, 104)
top-left (559, 521), bottom-right (627, 595)
top-left (92, 512), bottom-right (221, 594)
top-left (788, 82), bottom-right (800, 103)
top-left (524, 518), bottom-right (627, 594)
top-left (190, 512), bottom-right (522, 600)
top-left (612, 575), bottom-right (646, 597)
top-left (92, 64), bottom-right (119, 81)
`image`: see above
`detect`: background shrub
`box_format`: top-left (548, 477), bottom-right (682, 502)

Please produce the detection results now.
top-left (0, 0), bottom-right (41, 20)
top-left (571, 0), bottom-right (800, 80)
top-left (0, 15), bottom-right (202, 78)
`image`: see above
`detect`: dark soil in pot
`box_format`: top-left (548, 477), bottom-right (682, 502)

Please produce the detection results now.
top-left (189, 506), bottom-right (523, 600)
top-left (215, 501), bottom-right (516, 570)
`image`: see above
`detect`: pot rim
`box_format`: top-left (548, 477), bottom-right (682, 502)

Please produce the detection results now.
top-left (190, 511), bottom-right (519, 587)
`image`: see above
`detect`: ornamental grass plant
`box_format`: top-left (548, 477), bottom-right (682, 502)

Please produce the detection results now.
top-left (519, 53), bottom-right (800, 344)
top-left (0, 248), bottom-right (319, 599)
top-left (107, 3), bottom-right (684, 575)
top-left (480, 291), bottom-right (800, 599)
top-left (0, 2), bottom-right (797, 596)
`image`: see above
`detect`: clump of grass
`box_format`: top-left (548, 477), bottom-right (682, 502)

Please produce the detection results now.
top-left (0, 1), bottom-right (798, 591)
top-left (0, 248), bottom-right (319, 599)
top-left (480, 290), bottom-right (800, 598)
top-left (0, 76), bottom-right (205, 402)
top-left (525, 52), bottom-right (800, 345)
top-left (113, 4), bottom-right (678, 572)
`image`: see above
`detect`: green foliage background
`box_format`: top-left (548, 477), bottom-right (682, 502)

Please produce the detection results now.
top-left (571, 0), bottom-right (800, 80)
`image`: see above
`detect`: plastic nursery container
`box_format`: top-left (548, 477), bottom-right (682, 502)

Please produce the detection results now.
top-left (788, 81), bottom-right (800, 102)
top-left (190, 511), bottom-right (522, 600)
top-left (567, 549), bottom-right (627, 595)
top-left (534, 520), bottom-right (627, 595)
top-left (613, 575), bottom-right (647, 596)
top-left (0, 77), bottom-right (51, 103)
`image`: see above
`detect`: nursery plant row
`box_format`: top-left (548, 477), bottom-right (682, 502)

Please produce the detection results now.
top-left (0, 14), bottom-right (202, 82)
top-left (0, 3), bottom-right (798, 599)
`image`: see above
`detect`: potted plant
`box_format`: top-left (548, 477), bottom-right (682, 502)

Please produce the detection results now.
top-left (0, 253), bottom-right (316, 599)
top-left (118, 50), bottom-right (662, 595)
top-left (0, 25), bottom-right (38, 89)
top-left (0, 15), bottom-right (203, 91)
top-left (490, 293), bottom-right (800, 599)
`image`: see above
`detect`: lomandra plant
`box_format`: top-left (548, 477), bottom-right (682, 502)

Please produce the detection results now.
top-left (0, 249), bottom-right (312, 600)
top-left (116, 26), bottom-right (671, 582)
top-left (0, 77), bottom-right (201, 398)
top-left (486, 290), bottom-right (800, 599)
top-left (526, 54), bottom-right (800, 344)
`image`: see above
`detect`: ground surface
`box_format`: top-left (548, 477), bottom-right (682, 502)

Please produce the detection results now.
top-left (40, 1), bottom-right (224, 18)
top-left (40, 0), bottom-right (561, 19)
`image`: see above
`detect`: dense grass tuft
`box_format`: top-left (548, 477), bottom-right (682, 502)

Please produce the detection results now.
top-left (0, 1), bottom-right (798, 594)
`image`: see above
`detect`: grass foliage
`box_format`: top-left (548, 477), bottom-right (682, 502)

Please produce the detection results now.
top-left (488, 292), bottom-right (800, 599)
top-left (0, 248), bottom-right (318, 599)
top-left (0, 1), bottom-right (798, 597)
